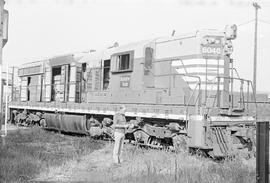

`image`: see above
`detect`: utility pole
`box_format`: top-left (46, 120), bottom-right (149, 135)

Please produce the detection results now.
top-left (253, 2), bottom-right (261, 98)
top-left (0, 0), bottom-right (4, 131)
top-left (0, 0), bottom-right (8, 133)
top-left (11, 66), bottom-right (14, 101)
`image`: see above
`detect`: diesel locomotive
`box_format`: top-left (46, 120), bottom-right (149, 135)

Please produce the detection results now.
top-left (9, 25), bottom-right (257, 157)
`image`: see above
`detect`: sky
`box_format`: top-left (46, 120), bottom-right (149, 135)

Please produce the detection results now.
top-left (3, 0), bottom-right (270, 92)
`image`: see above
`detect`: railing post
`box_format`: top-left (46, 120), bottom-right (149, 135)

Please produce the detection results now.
top-left (240, 80), bottom-right (244, 109)
top-left (217, 77), bottom-right (220, 108)
top-left (198, 82), bottom-right (201, 115)
top-left (247, 81), bottom-right (250, 114)
top-left (256, 121), bottom-right (269, 183)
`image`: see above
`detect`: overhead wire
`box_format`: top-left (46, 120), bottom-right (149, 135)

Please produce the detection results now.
top-left (237, 19), bottom-right (255, 27)
top-left (258, 19), bottom-right (270, 25)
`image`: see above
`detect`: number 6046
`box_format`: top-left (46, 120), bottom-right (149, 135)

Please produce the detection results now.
top-left (202, 47), bottom-right (222, 54)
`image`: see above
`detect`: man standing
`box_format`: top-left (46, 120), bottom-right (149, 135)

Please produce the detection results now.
top-left (112, 105), bottom-right (133, 164)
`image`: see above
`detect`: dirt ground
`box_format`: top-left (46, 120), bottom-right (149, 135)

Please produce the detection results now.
top-left (34, 142), bottom-right (256, 183)
top-left (0, 125), bottom-right (256, 183)
top-left (35, 143), bottom-right (136, 182)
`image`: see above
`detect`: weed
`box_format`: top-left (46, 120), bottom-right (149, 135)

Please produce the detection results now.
top-left (112, 145), bottom-right (255, 183)
top-left (0, 127), bottom-right (105, 183)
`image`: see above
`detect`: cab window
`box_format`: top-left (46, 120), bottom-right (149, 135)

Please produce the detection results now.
top-left (112, 51), bottom-right (134, 73)
top-left (119, 54), bottom-right (130, 71)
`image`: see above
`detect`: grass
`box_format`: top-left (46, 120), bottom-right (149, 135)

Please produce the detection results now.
top-left (0, 127), bottom-right (105, 183)
top-left (0, 126), bottom-right (258, 183)
top-left (257, 104), bottom-right (270, 120)
top-left (107, 145), bottom-right (256, 183)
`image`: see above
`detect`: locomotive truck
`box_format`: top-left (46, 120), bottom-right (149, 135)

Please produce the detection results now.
top-left (9, 25), bottom-right (256, 157)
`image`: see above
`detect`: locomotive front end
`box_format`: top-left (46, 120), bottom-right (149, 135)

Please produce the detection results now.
top-left (181, 25), bottom-right (256, 157)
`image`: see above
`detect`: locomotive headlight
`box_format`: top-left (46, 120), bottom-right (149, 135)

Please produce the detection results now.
top-left (201, 38), bottom-right (208, 45)
top-left (210, 38), bottom-right (216, 44)
top-left (201, 36), bottom-right (222, 45)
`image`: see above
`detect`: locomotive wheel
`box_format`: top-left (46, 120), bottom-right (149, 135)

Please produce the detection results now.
top-left (148, 137), bottom-right (163, 149)
top-left (133, 130), bottom-right (150, 146)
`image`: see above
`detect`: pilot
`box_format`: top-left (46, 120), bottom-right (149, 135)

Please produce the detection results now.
top-left (112, 105), bottom-right (133, 164)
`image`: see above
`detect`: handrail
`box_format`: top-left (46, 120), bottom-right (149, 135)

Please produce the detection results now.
top-left (143, 65), bottom-right (203, 115)
top-left (230, 68), bottom-right (241, 79)
top-left (143, 64), bottom-right (202, 108)
top-left (13, 72), bottom-right (257, 118)
top-left (203, 75), bottom-right (257, 117)
top-left (220, 76), bottom-right (256, 110)
top-left (182, 74), bottom-right (201, 129)
top-left (185, 80), bottom-right (201, 120)
top-left (205, 77), bottom-right (219, 114)
top-left (183, 74), bottom-right (201, 109)
top-left (14, 71), bottom-right (203, 118)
